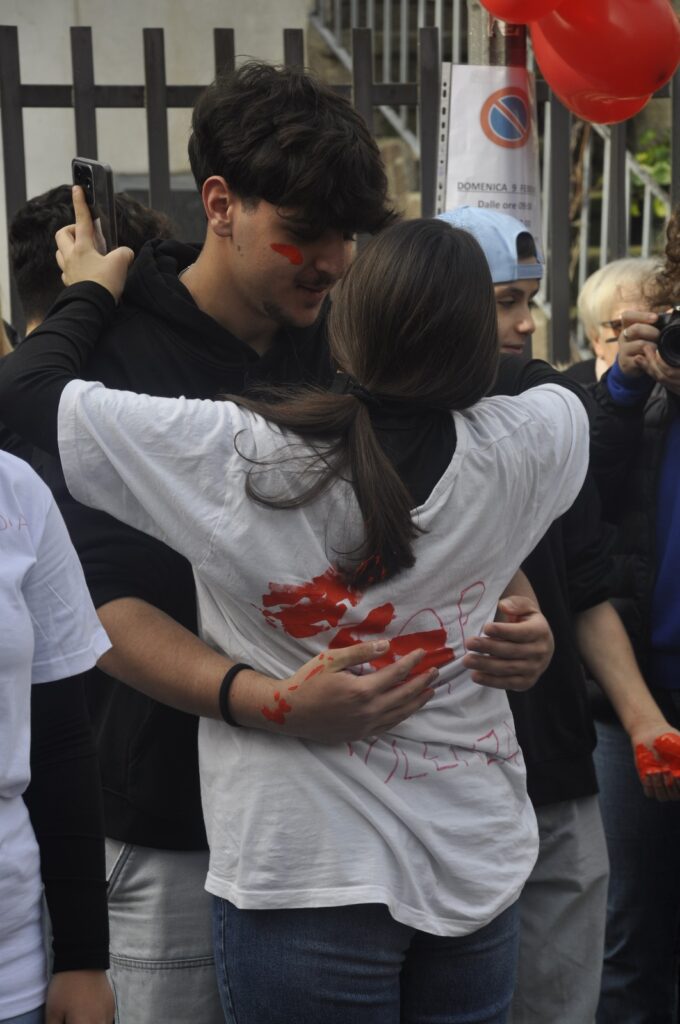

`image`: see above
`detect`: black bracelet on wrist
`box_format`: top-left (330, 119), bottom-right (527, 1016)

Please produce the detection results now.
top-left (218, 663), bottom-right (253, 727)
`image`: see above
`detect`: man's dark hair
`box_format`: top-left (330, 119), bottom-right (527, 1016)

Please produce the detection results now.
top-left (188, 61), bottom-right (394, 236)
top-left (9, 185), bottom-right (175, 326)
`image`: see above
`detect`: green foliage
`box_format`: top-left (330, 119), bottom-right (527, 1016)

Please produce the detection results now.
top-left (631, 128), bottom-right (671, 218)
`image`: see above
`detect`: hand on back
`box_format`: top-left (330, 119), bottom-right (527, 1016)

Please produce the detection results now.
top-left (462, 595), bottom-right (554, 692)
top-left (231, 641), bottom-right (438, 743)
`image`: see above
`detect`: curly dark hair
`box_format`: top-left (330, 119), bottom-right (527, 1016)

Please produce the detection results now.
top-left (652, 206), bottom-right (680, 307)
top-left (9, 185), bottom-right (175, 326)
top-left (188, 61), bottom-right (394, 236)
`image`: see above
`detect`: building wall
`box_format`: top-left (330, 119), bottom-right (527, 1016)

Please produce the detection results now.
top-left (0, 0), bottom-right (312, 324)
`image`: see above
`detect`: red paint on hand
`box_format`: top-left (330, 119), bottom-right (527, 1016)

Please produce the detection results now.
top-left (304, 664), bottom-right (325, 681)
top-left (329, 605), bottom-right (453, 680)
top-left (373, 629), bottom-right (454, 676)
top-left (270, 243), bottom-right (303, 265)
top-left (654, 732), bottom-right (680, 771)
top-left (635, 744), bottom-right (665, 781)
top-left (261, 696), bottom-right (293, 726)
top-left (636, 734), bottom-right (680, 783)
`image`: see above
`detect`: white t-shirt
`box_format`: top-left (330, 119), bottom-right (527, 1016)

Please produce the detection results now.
top-left (0, 451), bottom-right (110, 1019)
top-left (58, 380), bottom-right (588, 937)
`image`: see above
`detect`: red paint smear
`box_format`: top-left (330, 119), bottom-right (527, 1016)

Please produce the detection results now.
top-left (287, 684), bottom-right (299, 691)
top-left (635, 744), bottom-right (665, 780)
top-left (270, 243), bottom-right (303, 265)
top-left (371, 630), bottom-right (453, 677)
top-left (330, 603), bottom-right (396, 646)
top-left (260, 566), bottom-right (453, 682)
top-left (261, 697), bottom-right (293, 726)
top-left (304, 664), bottom-right (325, 681)
top-left (261, 568), bottom-right (360, 638)
top-left (636, 734), bottom-right (680, 782)
top-left (654, 732), bottom-right (680, 770)
top-left (329, 604), bottom-right (452, 681)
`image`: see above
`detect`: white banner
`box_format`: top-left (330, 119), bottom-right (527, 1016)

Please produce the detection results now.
top-left (437, 64), bottom-right (542, 245)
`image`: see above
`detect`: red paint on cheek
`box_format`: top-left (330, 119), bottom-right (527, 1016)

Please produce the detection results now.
top-left (270, 243), bottom-right (303, 265)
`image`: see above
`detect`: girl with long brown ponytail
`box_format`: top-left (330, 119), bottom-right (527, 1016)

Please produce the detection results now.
top-left (0, 209), bottom-right (589, 1024)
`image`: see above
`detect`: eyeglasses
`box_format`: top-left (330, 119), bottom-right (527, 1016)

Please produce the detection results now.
top-left (599, 319), bottom-right (624, 341)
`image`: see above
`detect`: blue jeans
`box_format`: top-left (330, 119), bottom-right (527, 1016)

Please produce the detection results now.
top-left (212, 899), bottom-right (519, 1024)
top-left (595, 704), bottom-right (680, 1024)
top-left (1, 1009), bottom-right (44, 1024)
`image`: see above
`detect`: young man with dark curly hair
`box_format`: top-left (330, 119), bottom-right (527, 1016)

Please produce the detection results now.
top-left (11, 63), bottom-right (395, 1024)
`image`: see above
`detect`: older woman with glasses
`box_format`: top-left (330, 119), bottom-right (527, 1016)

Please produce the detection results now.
top-left (566, 257), bottom-right (661, 385)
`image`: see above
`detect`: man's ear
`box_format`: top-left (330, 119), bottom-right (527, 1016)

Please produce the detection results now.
top-left (202, 176), bottom-right (235, 238)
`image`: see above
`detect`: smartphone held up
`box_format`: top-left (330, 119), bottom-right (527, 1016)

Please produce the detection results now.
top-left (72, 157), bottom-right (118, 253)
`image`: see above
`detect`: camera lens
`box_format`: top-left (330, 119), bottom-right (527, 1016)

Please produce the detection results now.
top-left (657, 318), bottom-right (680, 368)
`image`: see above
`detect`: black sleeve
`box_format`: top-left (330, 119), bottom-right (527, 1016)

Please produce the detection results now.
top-left (494, 355), bottom-right (596, 422)
top-left (0, 282), bottom-right (116, 456)
top-left (560, 472), bottom-right (615, 613)
top-left (588, 370), bottom-right (646, 519)
top-left (25, 674), bottom-right (109, 973)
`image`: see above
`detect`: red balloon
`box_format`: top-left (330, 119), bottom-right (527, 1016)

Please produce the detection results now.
top-left (480, 0), bottom-right (564, 22)
top-left (530, 25), bottom-right (651, 123)
top-left (555, 89), bottom-right (651, 125)
top-left (534, 0), bottom-right (680, 99)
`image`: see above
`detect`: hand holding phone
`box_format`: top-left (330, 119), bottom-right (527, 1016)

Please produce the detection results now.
top-left (71, 157), bottom-right (118, 253)
top-left (56, 185), bottom-right (133, 303)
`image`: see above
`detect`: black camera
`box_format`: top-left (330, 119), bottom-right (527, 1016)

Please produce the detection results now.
top-left (656, 306), bottom-right (680, 368)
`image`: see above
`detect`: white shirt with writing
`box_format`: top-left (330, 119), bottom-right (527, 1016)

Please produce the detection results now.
top-left (57, 380), bottom-right (588, 937)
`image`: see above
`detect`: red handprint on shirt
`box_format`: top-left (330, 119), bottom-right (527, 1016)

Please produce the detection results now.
top-left (259, 565), bottom-right (454, 679)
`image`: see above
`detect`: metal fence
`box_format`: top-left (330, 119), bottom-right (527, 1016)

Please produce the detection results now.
top-left (1, 14), bottom-right (678, 358)
top-left (0, 22), bottom-right (440, 334)
top-left (311, 0), bottom-right (679, 358)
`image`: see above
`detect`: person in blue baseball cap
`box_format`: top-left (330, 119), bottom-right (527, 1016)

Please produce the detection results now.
top-left (438, 206), bottom-right (542, 358)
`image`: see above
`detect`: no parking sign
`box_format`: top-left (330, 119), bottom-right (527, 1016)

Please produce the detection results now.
top-left (436, 65), bottom-right (542, 243)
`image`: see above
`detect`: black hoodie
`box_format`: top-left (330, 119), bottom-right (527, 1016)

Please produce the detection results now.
top-left (37, 238), bottom-right (333, 849)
